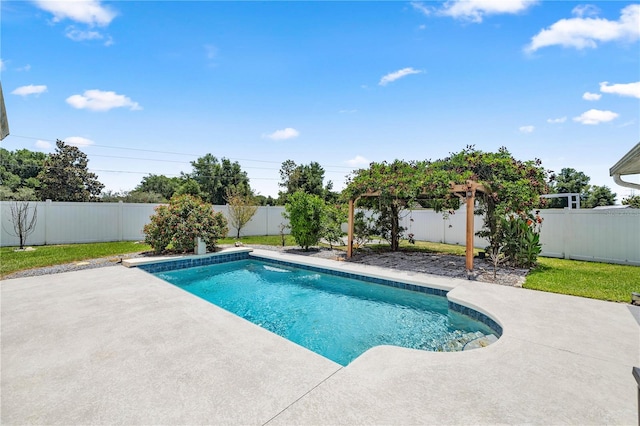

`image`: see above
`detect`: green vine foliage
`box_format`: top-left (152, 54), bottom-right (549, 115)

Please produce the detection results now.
top-left (143, 194), bottom-right (228, 254)
top-left (343, 147), bottom-right (550, 260)
top-left (344, 160), bottom-right (449, 251)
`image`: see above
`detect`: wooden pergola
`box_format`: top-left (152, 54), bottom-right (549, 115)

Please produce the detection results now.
top-left (346, 180), bottom-right (486, 274)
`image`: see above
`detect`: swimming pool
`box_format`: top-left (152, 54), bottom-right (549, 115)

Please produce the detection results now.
top-left (151, 256), bottom-right (500, 366)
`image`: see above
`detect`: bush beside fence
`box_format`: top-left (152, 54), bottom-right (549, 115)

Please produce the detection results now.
top-left (1, 201), bottom-right (638, 265)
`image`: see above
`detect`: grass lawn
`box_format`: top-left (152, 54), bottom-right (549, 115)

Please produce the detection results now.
top-left (524, 257), bottom-right (640, 303)
top-left (0, 241), bottom-right (151, 278)
top-left (218, 235), bottom-right (298, 246)
top-left (2, 238), bottom-right (638, 304)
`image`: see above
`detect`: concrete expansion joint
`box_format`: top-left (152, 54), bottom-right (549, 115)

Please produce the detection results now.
top-left (262, 366), bottom-right (343, 426)
top-left (510, 336), bottom-right (633, 366)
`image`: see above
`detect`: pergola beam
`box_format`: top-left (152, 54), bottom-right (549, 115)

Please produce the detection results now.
top-left (346, 180), bottom-right (485, 276)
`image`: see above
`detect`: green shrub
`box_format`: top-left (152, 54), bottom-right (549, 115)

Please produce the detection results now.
top-left (322, 203), bottom-right (347, 249)
top-left (143, 194), bottom-right (228, 254)
top-left (284, 191), bottom-right (325, 251)
top-left (498, 213), bottom-right (543, 268)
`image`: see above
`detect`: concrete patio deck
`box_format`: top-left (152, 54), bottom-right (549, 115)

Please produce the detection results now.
top-left (2, 249), bottom-right (639, 425)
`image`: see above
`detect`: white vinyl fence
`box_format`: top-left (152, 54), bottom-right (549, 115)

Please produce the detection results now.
top-left (1, 201), bottom-right (638, 265)
top-left (0, 201), bottom-right (287, 247)
top-left (400, 205), bottom-right (640, 266)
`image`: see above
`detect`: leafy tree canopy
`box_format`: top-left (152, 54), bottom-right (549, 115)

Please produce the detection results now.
top-left (134, 174), bottom-right (182, 200)
top-left (583, 185), bottom-right (616, 208)
top-left (548, 167), bottom-right (591, 208)
top-left (278, 160), bottom-right (336, 203)
top-left (188, 154), bottom-right (251, 205)
top-left (622, 195), bottom-right (640, 209)
top-left (622, 194), bottom-right (640, 208)
top-left (36, 140), bottom-right (104, 202)
top-left (0, 148), bottom-right (46, 193)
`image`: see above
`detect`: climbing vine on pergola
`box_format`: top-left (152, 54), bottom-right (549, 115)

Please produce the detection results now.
top-left (342, 147), bottom-right (551, 273)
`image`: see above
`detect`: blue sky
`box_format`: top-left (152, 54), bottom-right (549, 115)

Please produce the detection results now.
top-left (2, 0), bottom-right (639, 200)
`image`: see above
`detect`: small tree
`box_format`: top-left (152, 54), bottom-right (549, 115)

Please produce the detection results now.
top-left (622, 195), bottom-right (640, 208)
top-left (6, 201), bottom-right (38, 249)
top-left (283, 190), bottom-right (325, 251)
top-left (226, 188), bottom-right (258, 239)
top-left (143, 194), bottom-right (228, 254)
top-left (322, 203), bottom-right (347, 249)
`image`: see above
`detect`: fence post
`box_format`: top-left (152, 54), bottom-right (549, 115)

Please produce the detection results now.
top-left (118, 201), bottom-right (124, 241)
top-left (562, 208), bottom-right (569, 259)
top-left (44, 199), bottom-right (51, 245)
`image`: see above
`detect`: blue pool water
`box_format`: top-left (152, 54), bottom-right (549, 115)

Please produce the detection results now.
top-left (154, 259), bottom-right (498, 366)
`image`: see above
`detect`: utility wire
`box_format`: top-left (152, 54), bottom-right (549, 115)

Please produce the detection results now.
top-left (6, 134), bottom-right (358, 170)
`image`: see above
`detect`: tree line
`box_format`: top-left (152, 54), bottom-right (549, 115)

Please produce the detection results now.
top-left (1, 139), bottom-right (637, 209)
top-left (0, 139), bottom-right (338, 205)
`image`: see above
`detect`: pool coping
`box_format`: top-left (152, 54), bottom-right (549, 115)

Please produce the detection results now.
top-left (2, 248), bottom-right (638, 424)
top-left (126, 247), bottom-right (504, 337)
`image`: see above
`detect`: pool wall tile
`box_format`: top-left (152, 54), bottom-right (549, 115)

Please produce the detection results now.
top-left (140, 251), bottom-right (501, 337)
top-left (138, 252), bottom-right (250, 274)
top-left (448, 302), bottom-right (503, 336)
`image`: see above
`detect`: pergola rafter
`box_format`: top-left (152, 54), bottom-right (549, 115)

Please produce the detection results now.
top-left (346, 180), bottom-right (486, 274)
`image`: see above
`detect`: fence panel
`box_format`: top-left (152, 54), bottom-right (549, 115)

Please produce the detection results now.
top-left (1, 201), bottom-right (638, 265)
top-left (539, 209), bottom-right (640, 265)
top-left (1, 201), bottom-right (46, 246)
top-left (122, 203), bottom-right (160, 241)
top-left (225, 206), bottom-right (287, 238)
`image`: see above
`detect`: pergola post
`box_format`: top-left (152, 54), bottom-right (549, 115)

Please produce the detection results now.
top-left (450, 180), bottom-right (485, 275)
top-left (347, 198), bottom-right (355, 259)
top-left (465, 187), bottom-right (475, 272)
top-left (345, 183), bottom-right (484, 274)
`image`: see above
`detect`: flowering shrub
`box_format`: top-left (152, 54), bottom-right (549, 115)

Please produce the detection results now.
top-left (498, 211), bottom-right (543, 268)
top-left (143, 194), bottom-right (228, 254)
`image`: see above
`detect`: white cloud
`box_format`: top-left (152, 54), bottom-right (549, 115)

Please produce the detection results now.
top-left (571, 5), bottom-right (600, 18)
top-left (379, 67), bottom-right (422, 86)
top-left (35, 140), bottom-right (52, 150)
top-left (440, 0), bottom-right (538, 23)
top-left (547, 116), bottom-right (567, 124)
top-left (526, 4), bottom-right (640, 52)
top-left (66, 89), bottom-right (142, 111)
top-left (64, 136), bottom-right (94, 147)
top-left (33, 0), bottom-right (116, 26)
top-left (599, 81), bottom-right (640, 99)
top-left (17, 64), bottom-right (31, 72)
top-left (573, 109), bottom-right (619, 125)
top-left (11, 84), bottom-right (48, 96)
top-left (65, 26), bottom-right (104, 41)
top-left (264, 127), bottom-right (300, 141)
top-left (519, 125), bottom-right (535, 133)
top-left (410, 2), bottom-right (431, 16)
top-left (346, 155), bottom-right (370, 167)
top-left (0, 59), bottom-right (6, 71)
top-left (582, 92), bottom-right (601, 101)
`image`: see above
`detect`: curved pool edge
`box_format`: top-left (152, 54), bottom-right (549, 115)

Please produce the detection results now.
top-left (248, 249), bottom-right (505, 341)
top-left (130, 247), bottom-right (506, 351)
